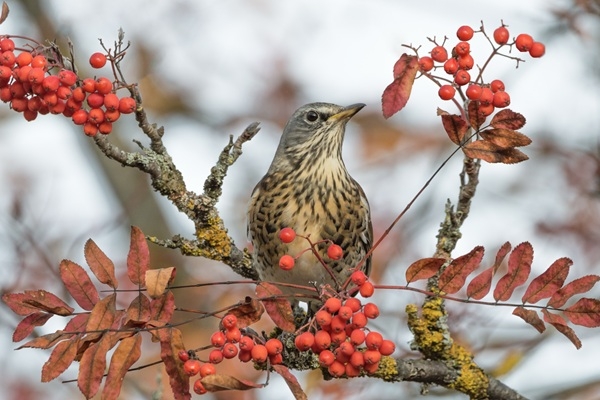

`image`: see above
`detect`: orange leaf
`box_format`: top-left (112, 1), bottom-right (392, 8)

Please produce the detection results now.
top-left (272, 365), bottom-right (307, 400)
top-left (126, 293), bottom-right (152, 324)
top-left (512, 307), bottom-right (545, 334)
top-left (541, 309), bottom-right (581, 349)
top-left (467, 266), bottom-right (495, 300)
top-left (480, 128), bottom-right (532, 148)
top-left (490, 109), bottom-right (526, 130)
top-left (226, 296), bottom-right (265, 328)
top-left (255, 282), bottom-right (295, 332)
top-left (84, 239), bottom-right (118, 289)
top-left (64, 313), bottom-right (89, 333)
top-left (2, 292), bottom-right (41, 316)
top-left (522, 257), bottom-right (571, 304)
top-left (150, 290), bottom-right (176, 323)
top-left (201, 374), bottom-right (264, 392)
top-left (156, 327), bottom-right (191, 400)
top-left (60, 259), bottom-right (100, 311)
top-left (463, 140), bottom-right (528, 164)
top-left (17, 331), bottom-right (70, 350)
top-left (12, 312), bottom-right (53, 342)
top-left (127, 226), bottom-right (150, 287)
top-left (439, 246), bottom-right (484, 294)
top-left (382, 54), bottom-right (418, 118)
top-left (494, 242), bottom-right (533, 302)
top-left (405, 258), bottom-right (446, 284)
top-left (103, 335), bottom-right (142, 400)
top-left (42, 336), bottom-right (79, 382)
top-left (86, 293), bottom-right (117, 333)
top-left (564, 298), bottom-right (600, 328)
top-left (146, 267), bottom-right (175, 298)
top-left (78, 334), bottom-right (112, 398)
top-left (548, 275), bottom-right (600, 309)
top-left (441, 114), bottom-right (468, 145)
top-left (467, 101), bottom-right (486, 130)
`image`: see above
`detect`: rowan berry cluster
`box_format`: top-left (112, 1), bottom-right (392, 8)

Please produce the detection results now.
top-left (0, 36), bottom-right (135, 136)
top-left (416, 23), bottom-right (545, 118)
top-left (277, 227), bottom-right (345, 271)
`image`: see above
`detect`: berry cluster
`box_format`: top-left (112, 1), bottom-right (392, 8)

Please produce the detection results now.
top-left (416, 23), bottom-right (545, 118)
top-left (0, 36), bottom-right (135, 136)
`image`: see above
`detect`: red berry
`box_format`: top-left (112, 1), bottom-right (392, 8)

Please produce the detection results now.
top-left (454, 41), bottom-right (470, 57)
top-left (16, 52), bottom-right (32, 67)
top-left (351, 312), bottom-right (367, 329)
top-left (350, 270), bottom-right (367, 286)
top-left (16, 66), bottom-right (32, 83)
top-left (457, 54), bottom-right (474, 70)
top-left (222, 313), bottom-right (238, 330)
top-left (318, 350), bottom-right (335, 367)
top-left (477, 103), bottom-right (495, 117)
top-left (363, 302), bottom-right (380, 319)
top-left (359, 281), bottom-right (375, 297)
top-left (479, 87), bottom-right (494, 106)
top-left (364, 349), bottom-right (382, 365)
top-left (278, 227), bottom-right (296, 243)
top-left (222, 342), bottom-right (239, 359)
top-left (345, 362), bottom-right (361, 378)
top-left (337, 306), bottom-right (352, 321)
top-left (27, 67), bottom-right (45, 84)
top-left (315, 310), bottom-right (332, 327)
top-left (265, 338), bottom-right (283, 356)
top-left (334, 347), bottom-right (350, 364)
top-left (279, 254), bottom-right (295, 270)
top-left (44, 92), bottom-right (59, 107)
top-left (88, 108), bottom-right (105, 124)
top-left (72, 87), bottom-right (86, 102)
top-left (363, 360), bottom-right (379, 374)
top-left (330, 330), bottom-right (347, 346)
top-left (210, 331), bottom-right (226, 347)
top-left (89, 52), bottom-right (107, 69)
top-left (81, 78), bottom-right (96, 93)
top-left (324, 297), bottom-right (342, 313)
top-left (269, 353), bottom-right (283, 365)
top-left (349, 328), bottom-right (366, 346)
top-left (65, 98), bottom-right (82, 113)
top-left (529, 42), bottom-right (545, 58)
top-left (225, 327), bottom-right (241, 343)
top-left (515, 33), bottom-right (534, 52)
top-left (58, 69), bottom-right (77, 86)
top-left (193, 380), bottom-right (207, 395)
top-left (0, 38), bottom-right (15, 52)
top-left (239, 335), bottom-right (255, 351)
top-left (56, 86), bottom-right (72, 100)
top-left (0, 51), bottom-right (15, 67)
top-left (366, 331), bottom-right (383, 350)
top-left (183, 359), bottom-right (201, 376)
top-left (492, 91), bottom-right (510, 108)
top-left (199, 363), bottom-right (216, 378)
top-left (327, 244), bottom-right (343, 260)
top-left (95, 77), bottom-right (112, 94)
top-left (11, 97), bottom-right (27, 112)
top-left (344, 297), bottom-right (362, 313)
top-left (418, 56), bottom-right (434, 72)
top-left (250, 344), bottom-right (268, 363)
top-left (327, 360), bottom-right (346, 377)
top-left (339, 341), bottom-right (355, 357)
top-left (314, 330), bottom-right (332, 350)
top-left (349, 350), bottom-right (365, 368)
top-left (490, 79), bottom-right (505, 93)
top-left (0, 86), bottom-right (11, 102)
top-left (443, 58), bottom-right (459, 75)
top-left (208, 349), bottom-right (224, 364)
top-left (379, 339), bottom-right (396, 356)
top-left (83, 122), bottom-right (98, 137)
top-left (330, 315), bottom-right (347, 334)
top-left (104, 109), bottom-right (120, 122)
top-left (438, 85), bottom-right (455, 101)
top-left (238, 349), bottom-right (252, 362)
top-left (27, 96), bottom-right (42, 112)
top-left (31, 55), bottom-right (47, 70)
top-left (294, 331), bottom-right (315, 351)
top-left (23, 109), bottom-right (37, 121)
top-left (430, 46), bottom-right (448, 63)
top-left (454, 69), bottom-right (470, 86)
top-left (456, 25), bottom-right (474, 41)
top-left (465, 84), bottom-right (482, 101)
top-left (177, 350), bottom-right (189, 362)
top-left (118, 97), bottom-right (136, 113)
top-left (493, 26), bottom-right (510, 45)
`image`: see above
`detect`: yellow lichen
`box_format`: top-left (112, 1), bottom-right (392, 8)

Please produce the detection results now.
top-left (376, 356), bottom-right (398, 381)
top-left (195, 215), bottom-right (231, 260)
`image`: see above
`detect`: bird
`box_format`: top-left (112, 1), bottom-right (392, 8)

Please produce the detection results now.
top-left (247, 102), bottom-right (372, 304)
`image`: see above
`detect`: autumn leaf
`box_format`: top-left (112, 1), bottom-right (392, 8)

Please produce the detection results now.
top-left (4, 290), bottom-right (74, 316)
top-left (490, 109), bottom-right (526, 130)
top-left (255, 282), bottom-right (295, 332)
top-left (17, 331), bottom-right (70, 350)
top-left (564, 298), bottom-right (600, 328)
top-left (85, 293), bottom-right (117, 337)
top-left (156, 327), bottom-right (191, 400)
top-left (381, 54), bottom-right (418, 118)
top-left (405, 258), bottom-right (446, 284)
top-left (522, 257), bottom-right (571, 304)
top-left (548, 275), bottom-right (600, 309)
top-left (103, 335), bottom-right (142, 400)
top-left (126, 293), bottom-right (152, 324)
top-left (150, 290), bottom-right (176, 323)
top-left (12, 312), bottom-right (53, 342)
top-left (64, 314), bottom-right (89, 333)
top-left (84, 239), bottom-right (118, 289)
top-left (127, 226), bottom-right (150, 287)
top-left (146, 267), bottom-right (175, 298)
top-left (60, 259), bottom-right (100, 311)
top-left (201, 374), bottom-right (264, 392)
top-left (480, 128), bottom-right (532, 148)
top-left (41, 336), bottom-right (79, 382)
top-left (78, 334), bottom-right (111, 398)
top-left (272, 365), bottom-right (307, 400)
top-left (467, 101), bottom-right (486, 130)
top-left (463, 140), bottom-right (528, 164)
top-left (2, 292), bottom-right (41, 316)
top-left (466, 266), bottom-right (495, 300)
top-left (226, 296), bottom-right (265, 328)
top-left (512, 307), bottom-right (545, 334)
top-left (0, 2), bottom-right (9, 25)
top-left (441, 114), bottom-right (469, 145)
top-left (541, 309), bottom-right (582, 349)
top-left (494, 242), bottom-right (512, 269)
top-left (494, 242), bottom-right (533, 302)
top-left (439, 246), bottom-right (484, 294)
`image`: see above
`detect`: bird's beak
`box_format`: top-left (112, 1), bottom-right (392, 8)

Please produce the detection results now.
top-left (329, 103), bottom-right (366, 122)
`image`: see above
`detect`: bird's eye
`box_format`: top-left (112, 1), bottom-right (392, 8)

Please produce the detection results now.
top-left (306, 110), bottom-right (319, 122)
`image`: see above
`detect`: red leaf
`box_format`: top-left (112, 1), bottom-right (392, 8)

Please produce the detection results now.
top-left (78, 334), bottom-right (111, 398)
top-left (480, 128), bottom-right (532, 148)
top-left (255, 282), bottom-right (295, 332)
top-left (494, 242), bottom-right (533, 302)
top-left (201, 374), bottom-right (264, 392)
top-left (405, 258), bottom-right (446, 283)
top-left (494, 241), bottom-right (512, 269)
top-left (382, 54), bottom-right (418, 118)
top-left (541, 309), bottom-right (582, 349)
top-left (441, 114), bottom-right (469, 145)
top-left (42, 336), bottom-right (79, 382)
top-left (226, 296), bottom-right (265, 328)
top-left (64, 313), bottom-right (89, 333)
top-left (548, 275), bottom-right (600, 309)
top-left (103, 334), bottom-right (142, 400)
top-left (12, 312), bottom-right (53, 342)
top-left (86, 293), bottom-right (117, 333)
top-left (2, 292), bottom-right (41, 316)
top-left (272, 365), bottom-right (307, 400)
top-left (467, 101), bottom-right (486, 130)
top-left (146, 267), bottom-right (175, 298)
top-left (522, 257), bottom-right (571, 304)
top-left (512, 307), bottom-right (545, 333)
top-left (17, 331), bottom-right (70, 350)
top-left (564, 298), bottom-right (600, 328)
top-left (126, 293), bottom-right (152, 324)
top-left (4, 290), bottom-right (74, 316)
top-left (439, 246), bottom-right (484, 294)
top-left (467, 266), bottom-right (495, 300)
top-left (463, 140), bottom-right (529, 164)
top-left (59, 259), bottom-right (100, 311)
top-left (156, 327), bottom-right (191, 400)
top-left (84, 239), bottom-right (118, 289)
top-left (150, 290), bottom-right (176, 323)
top-left (490, 109), bottom-right (526, 130)
top-left (127, 226), bottom-right (150, 287)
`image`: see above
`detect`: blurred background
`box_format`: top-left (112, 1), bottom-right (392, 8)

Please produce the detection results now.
top-left (1, 0), bottom-right (599, 399)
